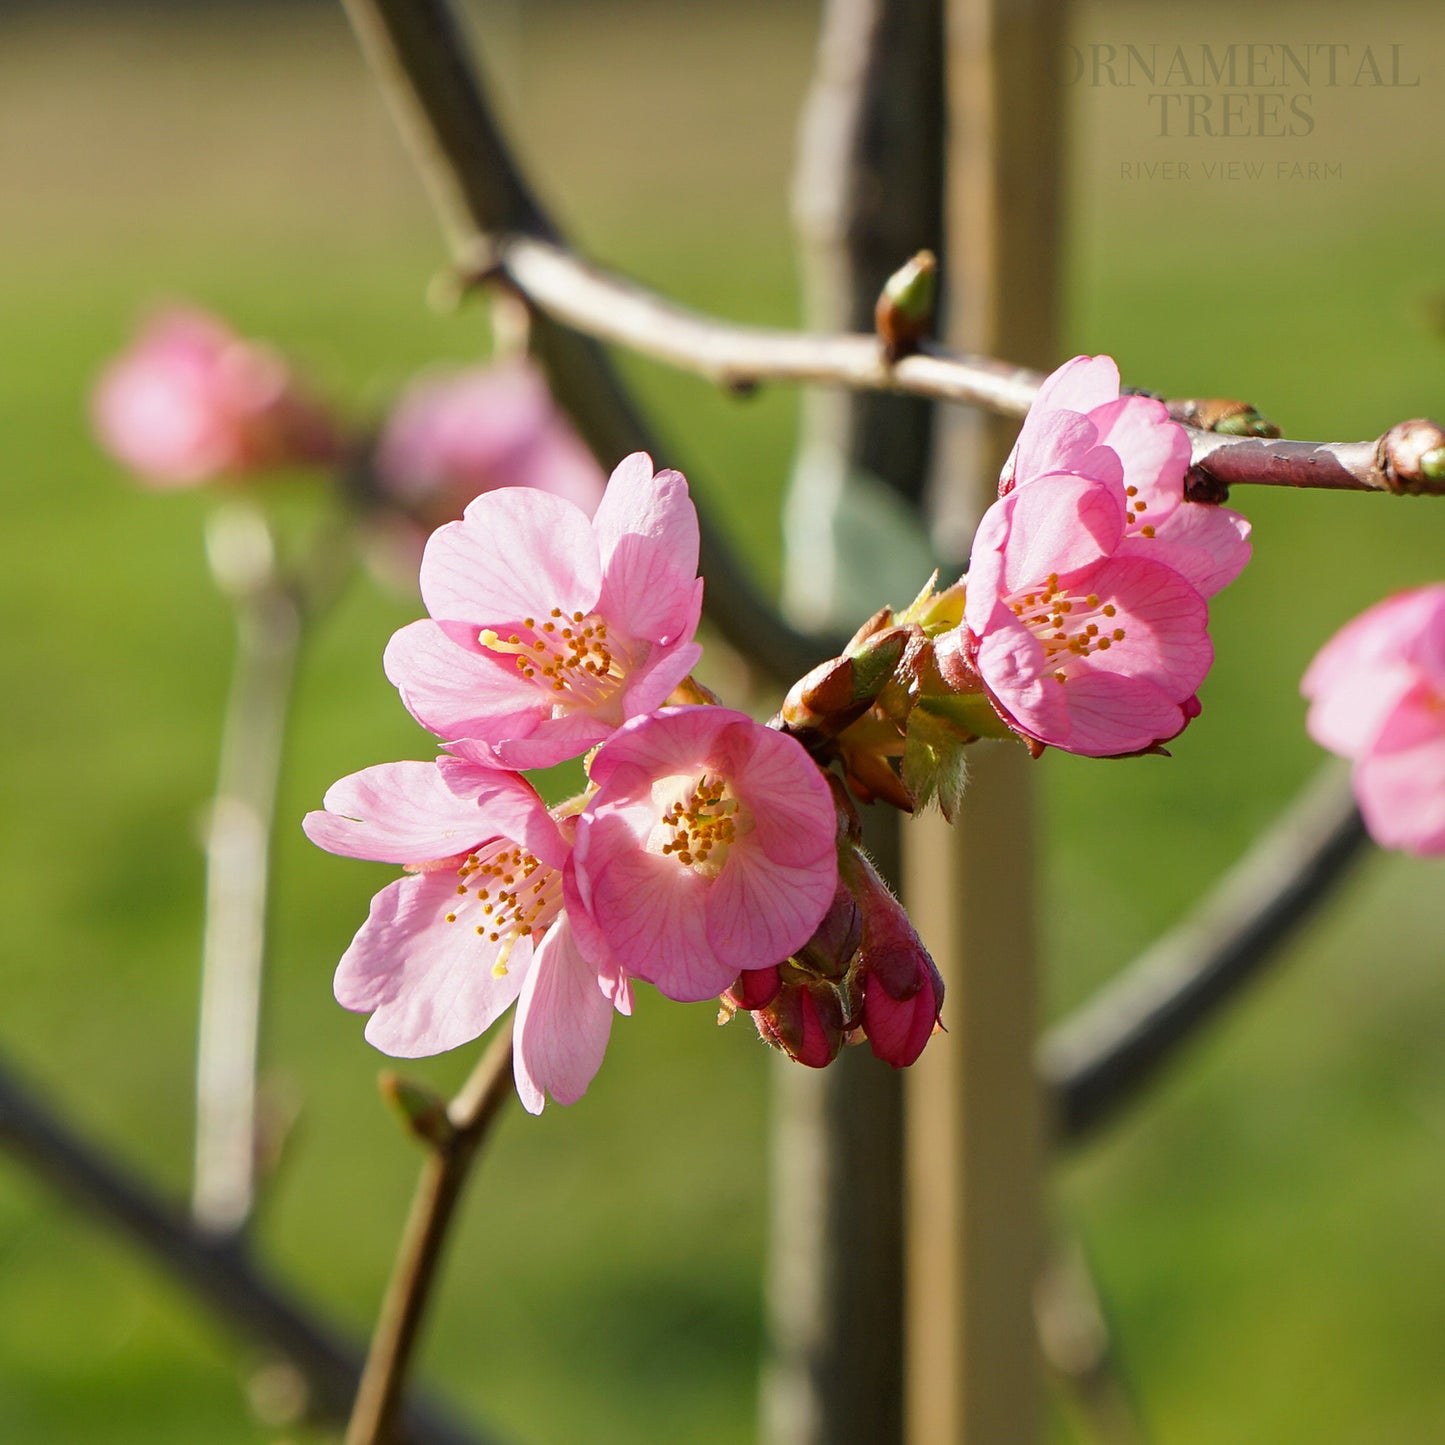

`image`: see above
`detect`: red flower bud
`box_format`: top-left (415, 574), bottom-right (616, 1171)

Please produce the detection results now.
top-left (753, 977), bottom-right (849, 1069)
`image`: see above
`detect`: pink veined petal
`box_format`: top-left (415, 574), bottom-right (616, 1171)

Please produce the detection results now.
top-left (305, 760), bottom-right (494, 864)
top-left (512, 913), bottom-right (618, 1114)
top-left (335, 873), bottom-right (529, 1057)
top-left (583, 703), bottom-right (737, 793)
top-left (592, 453), bottom-right (702, 642)
top-left (383, 619), bottom-right (545, 743)
top-left (433, 759), bottom-right (571, 871)
top-left (1120, 500), bottom-right (1252, 598)
top-left (419, 487), bottom-right (601, 626)
top-left (576, 813), bottom-right (731, 1001)
top-left (1077, 555), bottom-right (1213, 695)
top-left (725, 725), bottom-right (838, 871)
top-left (1003, 409), bottom-right (1105, 493)
top-left (484, 714), bottom-right (616, 773)
top-left (971, 611), bottom-right (1070, 744)
top-left (705, 840), bottom-right (837, 974)
top-left (1048, 669), bottom-right (1192, 757)
top-left (962, 498), bottom-right (1014, 634)
top-left (618, 633), bottom-right (705, 722)
top-left (1087, 395), bottom-right (1191, 522)
top-left (994, 474), bottom-right (1126, 596)
top-left (1032, 354), bottom-right (1122, 415)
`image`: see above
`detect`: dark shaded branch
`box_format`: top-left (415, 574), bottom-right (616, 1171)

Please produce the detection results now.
top-left (340, 0), bottom-right (837, 683)
top-left (1042, 767), bottom-right (1371, 1144)
top-left (346, 1027), bottom-right (516, 1445)
top-left (0, 1057), bottom-right (491, 1445)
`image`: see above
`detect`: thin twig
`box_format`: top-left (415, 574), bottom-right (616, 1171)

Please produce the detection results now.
top-left (0, 1054), bottom-right (489, 1445)
top-left (1041, 766), bottom-right (1371, 1143)
top-left (485, 234), bottom-right (1445, 499)
top-left (346, 1024), bottom-right (517, 1445)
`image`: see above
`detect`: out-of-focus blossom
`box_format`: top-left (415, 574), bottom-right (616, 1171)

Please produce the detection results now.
top-left (1303, 584), bottom-right (1445, 854)
top-left (568, 706), bottom-right (839, 1004)
top-left (940, 354), bottom-right (1250, 758)
top-left (303, 758), bottom-right (629, 1114)
top-left (93, 307), bottom-right (339, 487)
top-left (384, 452), bottom-right (704, 770)
top-left (375, 359), bottom-right (605, 525)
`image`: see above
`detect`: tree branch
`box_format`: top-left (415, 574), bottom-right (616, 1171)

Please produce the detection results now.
top-left (0, 1055), bottom-right (492, 1445)
top-left (346, 1026), bottom-right (517, 1445)
top-left (340, 0), bottom-right (838, 684)
top-left (1041, 767), bottom-right (1371, 1144)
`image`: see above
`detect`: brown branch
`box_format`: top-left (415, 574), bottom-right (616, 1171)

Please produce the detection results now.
top-left (0, 1054), bottom-right (491, 1445)
top-left (484, 234), bottom-right (1445, 499)
top-left (1041, 767), bottom-right (1371, 1144)
top-left (346, 1025), bottom-right (517, 1445)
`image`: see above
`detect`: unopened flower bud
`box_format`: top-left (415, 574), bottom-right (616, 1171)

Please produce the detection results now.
top-left (841, 844), bottom-right (945, 1066)
top-left (1378, 418), bottom-right (1445, 493)
top-left (722, 964), bottom-right (783, 1014)
top-left (753, 975), bottom-right (850, 1069)
top-left (875, 251), bottom-right (938, 362)
top-left (378, 1071), bottom-right (455, 1150)
top-left (793, 879), bottom-right (863, 981)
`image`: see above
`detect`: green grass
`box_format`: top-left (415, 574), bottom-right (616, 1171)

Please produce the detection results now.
top-left (3, 1), bottom-right (1445, 1441)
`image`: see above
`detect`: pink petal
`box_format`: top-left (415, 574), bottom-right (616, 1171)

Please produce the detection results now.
top-left (1120, 500), bottom-right (1252, 598)
top-left (335, 873), bottom-right (528, 1057)
top-left (972, 612), bottom-right (1070, 743)
top-left (618, 633), bottom-right (705, 721)
top-left (1048, 670), bottom-right (1193, 756)
top-left (1078, 556), bottom-right (1213, 695)
top-left (513, 914), bottom-right (618, 1114)
top-left (592, 453), bottom-right (702, 642)
top-left (707, 840), bottom-right (836, 973)
top-left (433, 759), bottom-right (570, 871)
top-left (383, 619), bottom-right (545, 743)
top-left (304, 760), bottom-right (492, 864)
top-left (576, 819), bottom-right (730, 1001)
top-left (419, 488), bottom-right (601, 626)
top-left (1033, 354), bottom-right (1122, 414)
top-left (1088, 395), bottom-right (1190, 522)
top-left (725, 725), bottom-right (838, 871)
top-left (995, 475), bottom-right (1126, 596)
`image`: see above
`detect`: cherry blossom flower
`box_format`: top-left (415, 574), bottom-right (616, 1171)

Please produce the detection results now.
top-left (567, 707), bottom-right (839, 1004)
top-left (1000, 354), bottom-right (1251, 598)
top-left (375, 359), bottom-right (604, 525)
top-left (303, 758), bottom-right (629, 1113)
top-left (954, 471), bottom-right (1213, 757)
top-left (943, 354), bottom-right (1252, 757)
top-left (93, 307), bottom-right (339, 487)
top-left (1303, 584), bottom-right (1445, 854)
top-left (384, 453), bottom-right (704, 770)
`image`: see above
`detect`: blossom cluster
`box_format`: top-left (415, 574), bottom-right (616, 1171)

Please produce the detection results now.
top-left (304, 454), bottom-right (943, 1112)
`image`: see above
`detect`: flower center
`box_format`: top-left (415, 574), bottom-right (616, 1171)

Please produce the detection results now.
top-left (439, 840), bottom-right (562, 977)
top-left (479, 608), bottom-right (636, 716)
top-left (654, 774), bottom-right (746, 879)
top-left (1006, 572), bottom-right (1128, 683)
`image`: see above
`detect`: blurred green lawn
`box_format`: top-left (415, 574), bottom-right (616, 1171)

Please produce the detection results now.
top-left (2, 1), bottom-right (1444, 1441)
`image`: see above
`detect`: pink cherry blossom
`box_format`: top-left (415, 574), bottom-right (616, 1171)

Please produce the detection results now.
top-left (303, 757), bottom-right (629, 1113)
top-left (376, 359), bottom-right (605, 523)
top-left (567, 707), bottom-right (839, 1004)
top-left (384, 453), bottom-right (704, 770)
top-left (1303, 584), bottom-right (1445, 854)
top-left (93, 308), bottom-right (339, 487)
top-left (1001, 354), bottom-right (1251, 598)
top-left (956, 471), bottom-right (1214, 757)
